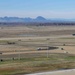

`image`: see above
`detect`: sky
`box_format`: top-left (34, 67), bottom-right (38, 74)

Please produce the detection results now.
top-left (0, 0), bottom-right (75, 18)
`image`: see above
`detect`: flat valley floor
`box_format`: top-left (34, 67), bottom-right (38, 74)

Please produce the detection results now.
top-left (0, 25), bottom-right (75, 75)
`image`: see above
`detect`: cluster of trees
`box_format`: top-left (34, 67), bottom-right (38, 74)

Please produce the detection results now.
top-left (0, 22), bottom-right (75, 26)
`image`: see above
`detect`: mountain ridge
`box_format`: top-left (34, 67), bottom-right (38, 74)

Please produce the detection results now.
top-left (0, 16), bottom-right (75, 23)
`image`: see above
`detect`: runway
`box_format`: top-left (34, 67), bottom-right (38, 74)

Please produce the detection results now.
top-left (26, 69), bottom-right (75, 75)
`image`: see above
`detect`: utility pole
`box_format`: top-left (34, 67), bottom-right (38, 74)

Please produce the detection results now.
top-left (47, 48), bottom-right (49, 58)
top-left (47, 39), bottom-right (50, 58)
top-left (18, 50), bottom-right (20, 60)
top-left (47, 46), bottom-right (50, 58)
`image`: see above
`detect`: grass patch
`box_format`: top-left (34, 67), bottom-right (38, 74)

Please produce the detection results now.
top-left (0, 54), bottom-right (75, 75)
top-left (65, 55), bottom-right (75, 61)
top-left (60, 37), bottom-right (75, 39)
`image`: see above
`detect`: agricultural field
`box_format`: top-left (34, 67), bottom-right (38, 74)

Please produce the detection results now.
top-left (0, 25), bottom-right (75, 75)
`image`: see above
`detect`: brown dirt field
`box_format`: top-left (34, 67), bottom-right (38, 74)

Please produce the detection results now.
top-left (0, 25), bottom-right (75, 75)
top-left (0, 25), bottom-right (75, 37)
top-left (0, 25), bottom-right (75, 59)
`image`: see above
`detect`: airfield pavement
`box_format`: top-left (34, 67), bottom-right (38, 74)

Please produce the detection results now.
top-left (26, 69), bottom-right (75, 75)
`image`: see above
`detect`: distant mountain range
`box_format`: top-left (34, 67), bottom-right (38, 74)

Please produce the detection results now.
top-left (0, 16), bottom-right (75, 23)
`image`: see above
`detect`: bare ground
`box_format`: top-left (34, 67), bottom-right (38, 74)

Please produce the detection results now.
top-left (0, 25), bottom-right (75, 75)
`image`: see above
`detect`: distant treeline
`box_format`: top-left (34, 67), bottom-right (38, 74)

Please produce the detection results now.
top-left (0, 22), bottom-right (75, 26)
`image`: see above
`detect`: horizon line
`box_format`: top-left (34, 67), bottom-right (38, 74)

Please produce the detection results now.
top-left (0, 16), bottom-right (75, 19)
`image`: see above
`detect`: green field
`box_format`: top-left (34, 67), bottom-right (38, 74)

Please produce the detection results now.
top-left (0, 54), bottom-right (75, 75)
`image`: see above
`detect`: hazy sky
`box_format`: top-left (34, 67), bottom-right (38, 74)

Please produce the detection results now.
top-left (0, 0), bottom-right (75, 18)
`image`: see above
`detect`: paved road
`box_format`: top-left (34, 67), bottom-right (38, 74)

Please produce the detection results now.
top-left (26, 69), bottom-right (75, 75)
